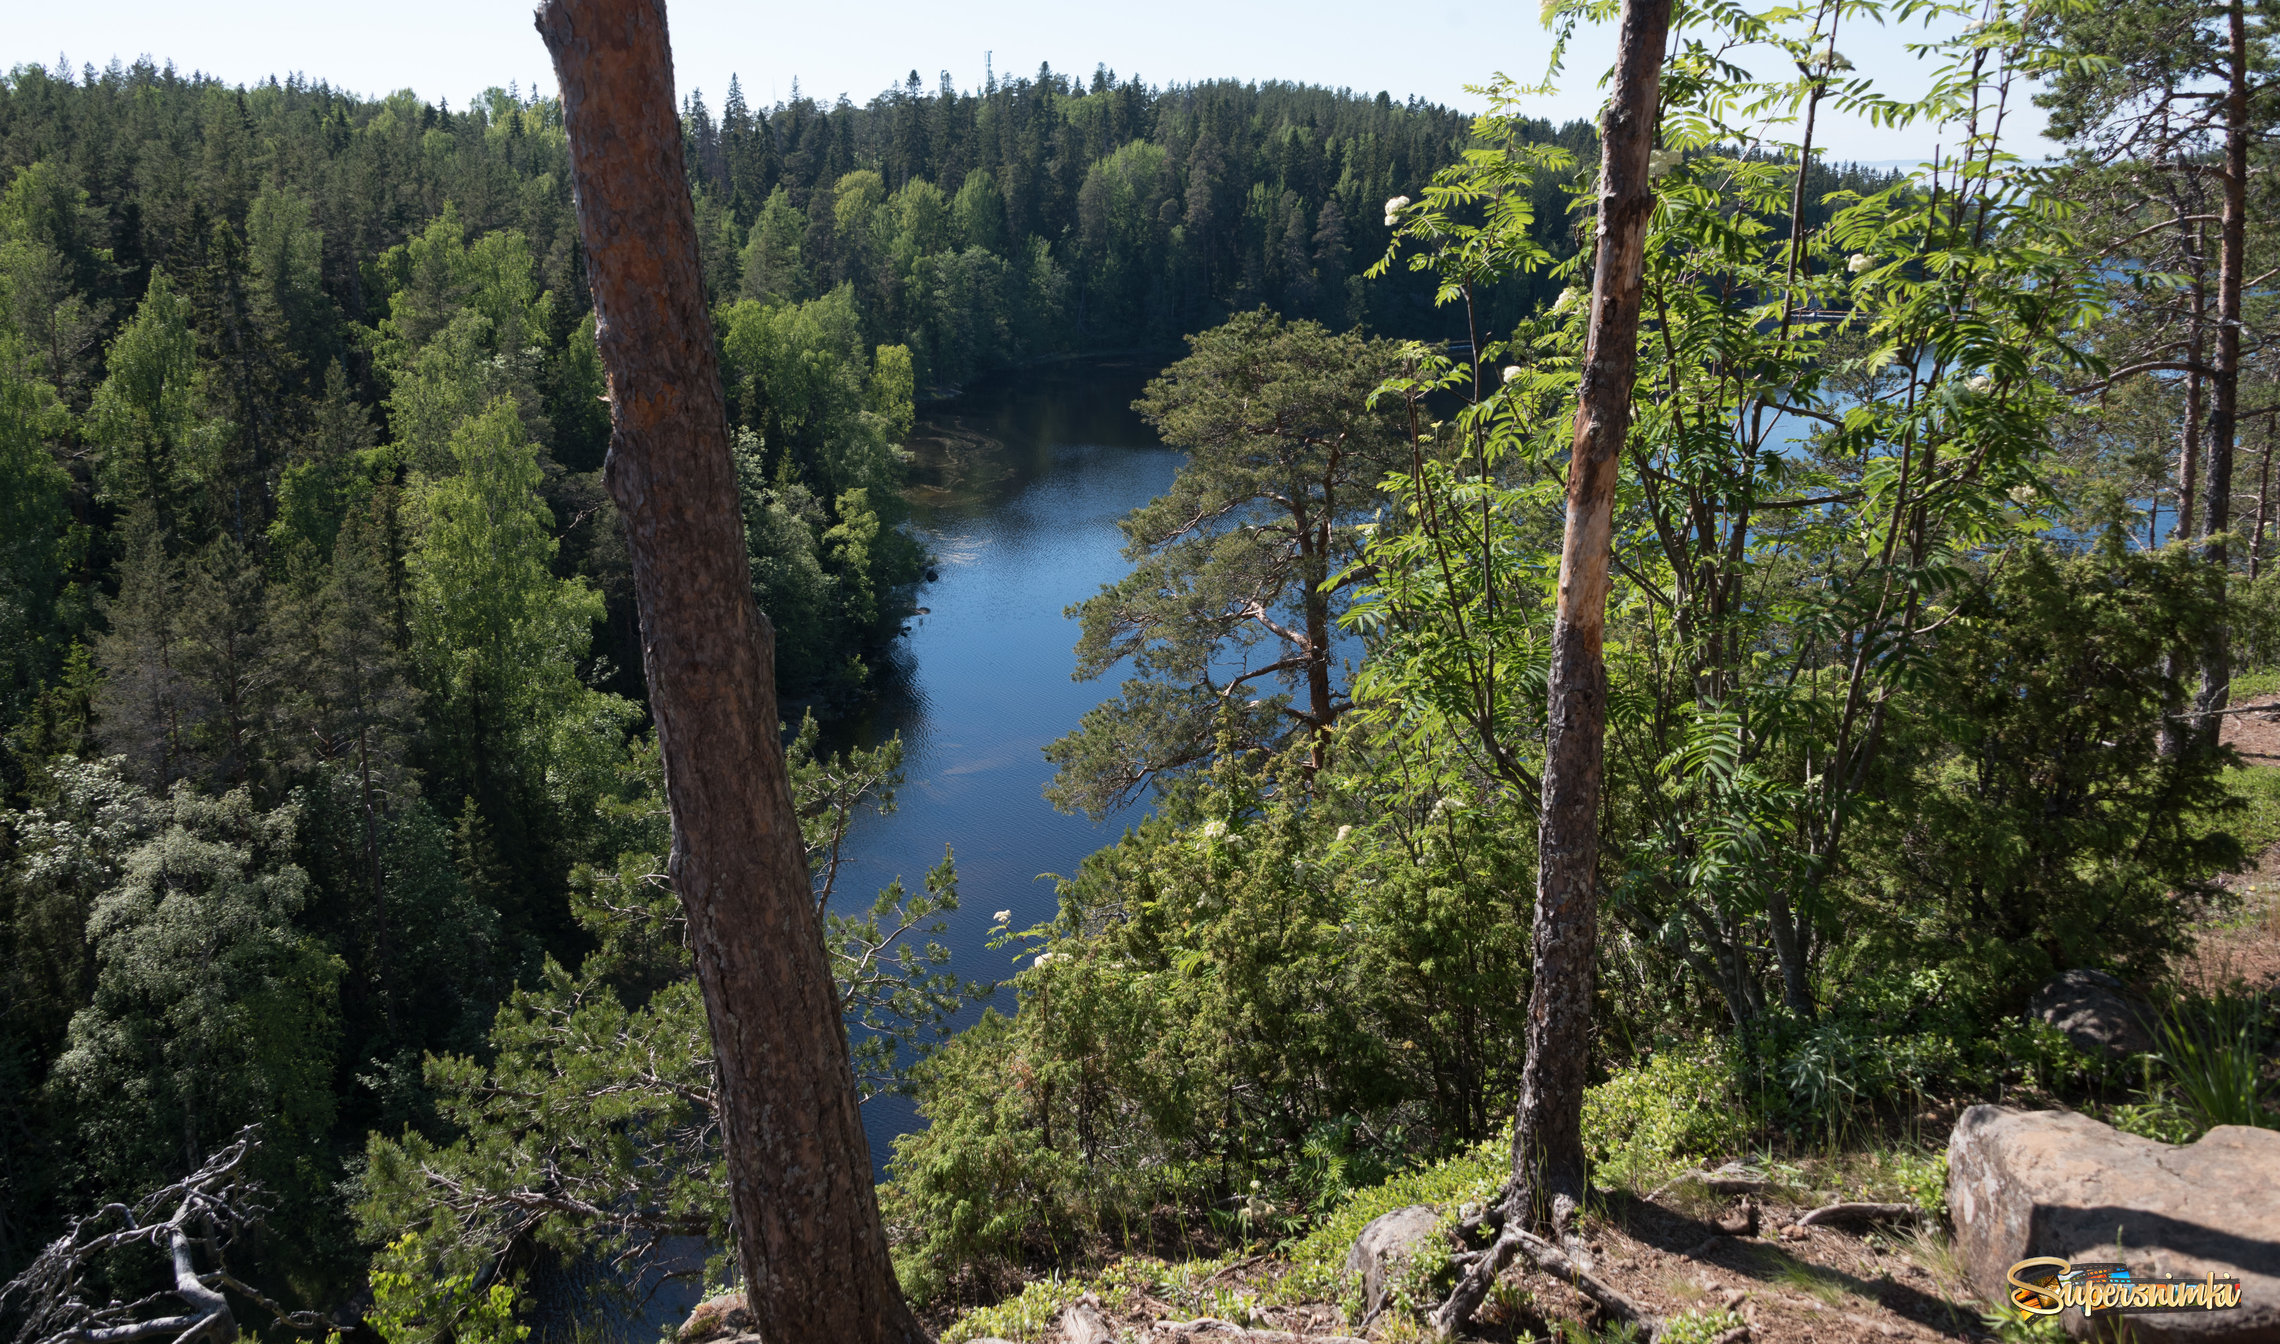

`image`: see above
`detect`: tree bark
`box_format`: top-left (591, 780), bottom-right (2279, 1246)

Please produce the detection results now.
top-left (1435, 2), bottom-right (1672, 1334)
top-left (2193, 0), bottom-right (2250, 741)
top-left (1511, 0), bottom-right (1671, 1230)
top-left (534, 5), bottom-right (923, 1342)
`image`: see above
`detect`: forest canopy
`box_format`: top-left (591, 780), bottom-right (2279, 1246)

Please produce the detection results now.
top-left (4, 0), bottom-right (2277, 1338)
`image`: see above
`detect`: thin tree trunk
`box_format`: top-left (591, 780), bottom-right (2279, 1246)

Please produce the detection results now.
top-left (2193, 0), bottom-right (2249, 741)
top-left (1511, 0), bottom-right (1672, 1228)
top-left (535, 5), bottom-right (923, 1342)
top-left (2161, 292), bottom-right (2208, 758)
top-left (2254, 413), bottom-right (2273, 580)
top-left (2181, 369), bottom-right (2204, 543)
top-left (356, 722), bottom-right (394, 1032)
top-left (1435, 0), bottom-right (1673, 1332)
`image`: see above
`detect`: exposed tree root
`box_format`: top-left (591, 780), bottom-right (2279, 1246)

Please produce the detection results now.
top-left (1431, 1209), bottom-right (1664, 1341)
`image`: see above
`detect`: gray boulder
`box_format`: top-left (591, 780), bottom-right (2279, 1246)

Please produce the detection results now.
top-left (2030, 968), bottom-right (2155, 1058)
top-left (1948, 1105), bottom-right (2280, 1342)
top-left (1345, 1204), bottom-right (1443, 1323)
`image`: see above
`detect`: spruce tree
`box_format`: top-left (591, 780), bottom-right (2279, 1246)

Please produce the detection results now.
top-left (174, 533), bottom-right (273, 790)
top-left (93, 513), bottom-right (191, 789)
top-left (309, 510), bottom-right (422, 990)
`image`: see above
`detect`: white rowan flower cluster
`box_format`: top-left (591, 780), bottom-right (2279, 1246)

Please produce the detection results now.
top-left (1384, 194), bottom-right (1410, 227)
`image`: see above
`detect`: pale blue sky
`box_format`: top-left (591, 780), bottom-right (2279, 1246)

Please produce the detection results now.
top-left (11, 0), bottom-right (2046, 162)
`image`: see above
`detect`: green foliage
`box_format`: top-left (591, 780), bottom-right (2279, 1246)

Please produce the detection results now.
top-left (0, 334), bottom-right (79, 723)
top-left (1047, 311), bottom-right (1408, 818)
top-left (1581, 1047), bottom-right (1749, 1192)
top-left (2220, 763), bottom-right (2280, 856)
top-left (362, 724), bottom-right (968, 1306)
top-left (268, 362), bottom-right (383, 570)
top-left (1888, 1148), bottom-right (1949, 1216)
top-left (2152, 991), bottom-right (2276, 1134)
top-left (887, 749), bottom-right (1532, 1297)
top-left (1848, 541), bottom-right (2242, 1006)
top-left (714, 291), bottom-right (924, 694)
top-left (0, 160), bottom-right (114, 399)
top-left (87, 271), bottom-right (208, 526)
top-left (1657, 1309), bottom-right (1748, 1344)
top-left (937, 1276), bottom-right (1087, 1344)
top-left (716, 286), bottom-right (899, 498)
top-left (44, 776), bottom-right (341, 1236)
top-left (366, 1233), bottom-right (529, 1344)
top-left (406, 396), bottom-right (623, 807)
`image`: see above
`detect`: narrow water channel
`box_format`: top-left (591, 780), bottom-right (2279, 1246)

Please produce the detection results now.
top-left (825, 356), bottom-right (1184, 1174)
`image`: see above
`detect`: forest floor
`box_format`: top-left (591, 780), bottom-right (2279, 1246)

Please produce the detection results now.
top-left (969, 1161), bottom-right (1993, 1343)
top-left (933, 706), bottom-right (2280, 1344)
top-left (2198, 694), bottom-right (2280, 992)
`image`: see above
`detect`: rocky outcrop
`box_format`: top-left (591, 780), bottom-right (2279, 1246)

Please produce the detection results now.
top-left (1344, 1204), bottom-right (1443, 1324)
top-left (675, 1294), bottom-right (751, 1344)
top-left (2030, 969), bottom-right (2156, 1059)
top-left (1947, 1105), bottom-right (2280, 1341)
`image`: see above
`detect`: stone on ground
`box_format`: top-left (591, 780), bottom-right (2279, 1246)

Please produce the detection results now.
top-left (1059, 1292), bottom-right (1115, 1344)
top-left (1947, 1105), bottom-right (2280, 1342)
top-left (1344, 1204), bottom-right (1443, 1323)
top-left (2029, 968), bottom-right (2155, 1058)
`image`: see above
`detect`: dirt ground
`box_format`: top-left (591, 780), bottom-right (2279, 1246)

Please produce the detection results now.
top-left (1050, 1180), bottom-right (1999, 1343)
top-left (2197, 696), bottom-right (2280, 991)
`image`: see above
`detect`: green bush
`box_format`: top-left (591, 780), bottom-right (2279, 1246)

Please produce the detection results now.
top-left (937, 1276), bottom-right (1086, 1344)
top-left (883, 764), bottom-right (1533, 1298)
top-left (1581, 1046), bottom-right (1750, 1190)
top-left (1845, 541), bottom-right (2241, 1013)
top-left (1657, 1309), bottom-right (1748, 1344)
top-left (1273, 1137), bottom-right (1505, 1307)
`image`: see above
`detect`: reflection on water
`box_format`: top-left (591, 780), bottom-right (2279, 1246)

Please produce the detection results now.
top-left (825, 357), bottom-right (1183, 1176)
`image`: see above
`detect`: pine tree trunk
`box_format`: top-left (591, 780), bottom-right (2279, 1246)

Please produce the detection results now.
top-left (1508, 0), bottom-right (1673, 1235)
top-left (535, 5), bottom-right (924, 1341)
top-left (2193, 0), bottom-right (2249, 741)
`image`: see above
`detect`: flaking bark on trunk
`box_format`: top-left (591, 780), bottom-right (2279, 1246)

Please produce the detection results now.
top-left (534, 4), bottom-right (924, 1341)
top-left (1510, 0), bottom-right (1673, 1235)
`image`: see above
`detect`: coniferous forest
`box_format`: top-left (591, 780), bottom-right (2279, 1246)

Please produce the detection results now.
top-left (3, 0), bottom-right (2279, 1339)
top-left (0, 54), bottom-right (1539, 1284)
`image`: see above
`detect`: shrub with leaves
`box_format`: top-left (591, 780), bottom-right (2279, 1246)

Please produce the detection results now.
top-left (1581, 1046), bottom-right (1749, 1191)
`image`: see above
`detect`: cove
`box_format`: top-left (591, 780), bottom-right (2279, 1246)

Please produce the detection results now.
top-left (824, 356), bottom-right (1185, 1175)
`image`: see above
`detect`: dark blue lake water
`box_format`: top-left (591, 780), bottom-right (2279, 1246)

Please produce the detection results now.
top-left (824, 357), bottom-right (1181, 1174)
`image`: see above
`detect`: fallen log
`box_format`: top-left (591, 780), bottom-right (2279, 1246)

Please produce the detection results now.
top-left (1150, 1321), bottom-right (1367, 1343)
top-left (1646, 1165), bottom-right (1775, 1203)
top-left (1795, 1201), bottom-right (1927, 1230)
